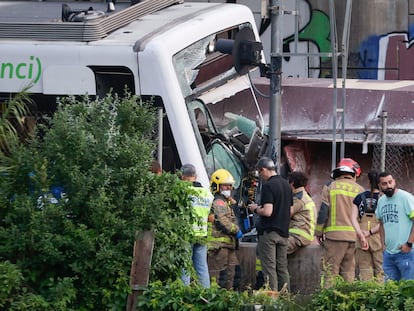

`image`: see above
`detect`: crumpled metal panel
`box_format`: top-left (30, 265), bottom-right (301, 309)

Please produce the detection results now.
top-left (253, 77), bottom-right (414, 146)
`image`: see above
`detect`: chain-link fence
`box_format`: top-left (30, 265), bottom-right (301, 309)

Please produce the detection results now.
top-left (372, 144), bottom-right (414, 194)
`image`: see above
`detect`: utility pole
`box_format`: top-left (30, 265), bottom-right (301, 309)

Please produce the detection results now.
top-left (265, 0), bottom-right (352, 172)
top-left (268, 0), bottom-right (283, 172)
top-left (329, 0), bottom-right (339, 171)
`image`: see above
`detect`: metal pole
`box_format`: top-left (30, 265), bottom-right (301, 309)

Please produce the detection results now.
top-left (380, 110), bottom-right (387, 171)
top-left (329, 0), bottom-right (339, 170)
top-left (268, 0), bottom-right (283, 172)
top-left (293, 0), bottom-right (299, 53)
top-left (340, 0), bottom-right (352, 159)
top-left (157, 108), bottom-right (163, 166)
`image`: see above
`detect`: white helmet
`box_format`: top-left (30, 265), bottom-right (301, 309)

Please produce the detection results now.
top-left (331, 165), bottom-right (356, 179)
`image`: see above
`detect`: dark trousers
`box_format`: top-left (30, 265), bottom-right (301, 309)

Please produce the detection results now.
top-left (257, 231), bottom-right (290, 291)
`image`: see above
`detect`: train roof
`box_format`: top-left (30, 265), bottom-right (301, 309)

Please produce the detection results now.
top-left (0, 1), bottom-right (231, 42)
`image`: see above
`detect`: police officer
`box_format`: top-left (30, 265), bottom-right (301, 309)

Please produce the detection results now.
top-left (207, 168), bottom-right (243, 289)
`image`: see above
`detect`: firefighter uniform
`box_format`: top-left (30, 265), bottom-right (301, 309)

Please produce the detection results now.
top-left (353, 191), bottom-right (383, 281)
top-left (207, 193), bottom-right (240, 289)
top-left (287, 187), bottom-right (316, 254)
top-left (316, 174), bottom-right (364, 286)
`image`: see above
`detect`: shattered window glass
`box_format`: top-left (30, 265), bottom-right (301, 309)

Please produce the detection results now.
top-left (173, 35), bottom-right (214, 97)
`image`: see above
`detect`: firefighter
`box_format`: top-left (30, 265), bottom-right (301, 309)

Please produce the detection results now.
top-left (351, 170), bottom-right (383, 281)
top-left (207, 168), bottom-right (243, 289)
top-left (315, 158), bottom-right (364, 287)
top-left (287, 171), bottom-right (316, 254)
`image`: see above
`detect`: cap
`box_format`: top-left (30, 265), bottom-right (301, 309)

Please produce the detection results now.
top-left (180, 163), bottom-right (196, 177)
top-left (257, 157), bottom-right (276, 170)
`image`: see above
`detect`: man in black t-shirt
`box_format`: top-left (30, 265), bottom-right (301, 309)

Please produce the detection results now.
top-left (248, 157), bottom-right (293, 291)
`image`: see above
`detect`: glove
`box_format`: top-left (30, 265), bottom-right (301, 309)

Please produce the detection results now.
top-left (235, 230), bottom-right (243, 239)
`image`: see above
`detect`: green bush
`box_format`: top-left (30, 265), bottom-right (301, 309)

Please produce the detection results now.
top-left (0, 261), bottom-right (23, 308)
top-left (309, 279), bottom-right (414, 311)
top-left (0, 93), bottom-right (198, 310)
top-left (137, 279), bottom-right (299, 311)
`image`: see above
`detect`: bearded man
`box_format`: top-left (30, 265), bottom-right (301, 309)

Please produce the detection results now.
top-left (376, 171), bottom-right (414, 281)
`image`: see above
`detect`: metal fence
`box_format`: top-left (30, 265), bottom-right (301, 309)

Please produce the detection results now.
top-left (372, 144), bottom-right (414, 194)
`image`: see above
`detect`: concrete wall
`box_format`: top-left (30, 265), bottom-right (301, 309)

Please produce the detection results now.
top-left (238, 242), bottom-right (323, 294)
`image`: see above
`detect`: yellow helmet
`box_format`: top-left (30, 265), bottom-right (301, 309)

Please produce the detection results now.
top-left (210, 169), bottom-right (235, 194)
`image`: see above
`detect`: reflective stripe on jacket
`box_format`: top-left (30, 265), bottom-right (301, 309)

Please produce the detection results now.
top-left (317, 176), bottom-right (364, 241)
top-left (207, 194), bottom-right (239, 249)
top-left (189, 186), bottom-right (214, 237)
top-left (289, 187), bottom-right (316, 241)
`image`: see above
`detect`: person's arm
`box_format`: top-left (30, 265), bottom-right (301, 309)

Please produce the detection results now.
top-left (369, 223), bottom-right (380, 236)
top-left (351, 203), bottom-right (368, 250)
top-left (379, 220), bottom-right (385, 251)
top-left (248, 201), bottom-right (274, 217)
top-left (259, 202), bottom-right (273, 217)
top-left (315, 184), bottom-right (329, 240)
top-left (400, 216), bottom-right (414, 253)
top-left (213, 199), bottom-right (239, 235)
top-left (248, 182), bottom-right (275, 217)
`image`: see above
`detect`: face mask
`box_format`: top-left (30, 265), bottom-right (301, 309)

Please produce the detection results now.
top-left (383, 188), bottom-right (395, 197)
top-left (220, 190), bottom-right (231, 198)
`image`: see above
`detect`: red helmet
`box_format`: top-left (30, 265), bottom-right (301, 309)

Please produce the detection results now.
top-left (338, 158), bottom-right (361, 178)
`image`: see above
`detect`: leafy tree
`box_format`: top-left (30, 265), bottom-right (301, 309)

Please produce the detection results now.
top-left (0, 88), bottom-right (32, 174)
top-left (0, 93), bottom-right (198, 310)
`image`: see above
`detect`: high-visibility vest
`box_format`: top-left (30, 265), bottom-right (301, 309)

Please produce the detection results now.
top-left (189, 186), bottom-right (214, 237)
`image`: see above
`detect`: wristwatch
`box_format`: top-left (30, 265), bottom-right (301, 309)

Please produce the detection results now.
top-left (406, 242), bottom-right (413, 248)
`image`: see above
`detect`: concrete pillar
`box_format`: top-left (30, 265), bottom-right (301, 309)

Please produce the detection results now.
top-left (237, 242), bottom-right (257, 290)
top-left (288, 244), bottom-right (322, 295)
top-left (238, 242), bottom-right (322, 294)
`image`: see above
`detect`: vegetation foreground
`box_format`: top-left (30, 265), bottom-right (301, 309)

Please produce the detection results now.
top-left (1, 93), bottom-right (414, 310)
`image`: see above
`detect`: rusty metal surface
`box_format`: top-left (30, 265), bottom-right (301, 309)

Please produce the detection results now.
top-left (216, 77), bottom-right (414, 205)
top-left (253, 77), bottom-right (414, 145)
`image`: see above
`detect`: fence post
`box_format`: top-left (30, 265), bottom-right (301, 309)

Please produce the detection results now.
top-left (126, 230), bottom-right (155, 311)
top-left (380, 110), bottom-right (387, 171)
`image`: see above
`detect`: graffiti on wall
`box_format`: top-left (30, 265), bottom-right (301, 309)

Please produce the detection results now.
top-left (258, 0), bottom-right (414, 80)
top-left (258, 0), bottom-right (331, 78)
top-left (353, 31), bottom-right (414, 80)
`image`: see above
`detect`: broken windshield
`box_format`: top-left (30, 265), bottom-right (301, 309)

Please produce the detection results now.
top-left (187, 75), bottom-right (265, 188)
top-left (173, 26), bottom-right (265, 187)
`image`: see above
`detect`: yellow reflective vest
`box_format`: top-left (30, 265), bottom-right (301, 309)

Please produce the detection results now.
top-left (189, 185), bottom-right (214, 237)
